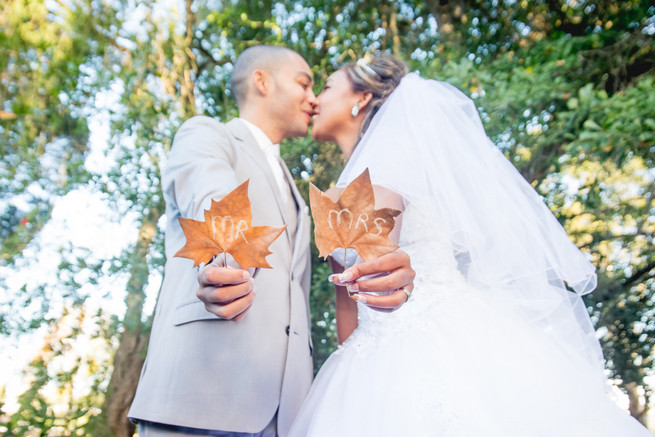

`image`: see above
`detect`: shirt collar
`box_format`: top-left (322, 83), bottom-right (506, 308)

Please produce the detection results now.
top-left (239, 118), bottom-right (279, 156)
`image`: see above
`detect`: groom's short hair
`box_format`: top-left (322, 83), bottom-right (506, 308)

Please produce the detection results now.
top-left (230, 45), bottom-right (297, 108)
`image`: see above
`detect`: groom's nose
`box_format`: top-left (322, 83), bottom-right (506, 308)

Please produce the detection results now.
top-left (309, 95), bottom-right (319, 112)
top-left (308, 92), bottom-right (318, 107)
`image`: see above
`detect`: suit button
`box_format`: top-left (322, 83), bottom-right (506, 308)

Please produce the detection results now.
top-left (285, 325), bottom-right (290, 336)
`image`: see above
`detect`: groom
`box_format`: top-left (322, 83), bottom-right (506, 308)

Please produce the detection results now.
top-left (128, 45), bottom-right (415, 436)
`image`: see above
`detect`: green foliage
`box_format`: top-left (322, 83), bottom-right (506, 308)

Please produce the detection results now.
top-left (564, 77), bottom-right (655, 164)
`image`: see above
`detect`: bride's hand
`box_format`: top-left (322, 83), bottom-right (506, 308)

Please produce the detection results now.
top-left (330, 250), bottom-right (415, 313)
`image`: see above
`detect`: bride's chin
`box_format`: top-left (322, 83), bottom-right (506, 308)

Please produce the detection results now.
top-left (311, 129), bottom-right (327, 142)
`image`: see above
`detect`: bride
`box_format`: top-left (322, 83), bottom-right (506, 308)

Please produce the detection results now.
top-left (289, 54), bottom-right (652, 436)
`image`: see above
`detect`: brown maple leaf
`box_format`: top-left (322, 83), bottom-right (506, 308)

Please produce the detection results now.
top-left (174, 180), bottom-right (287, 268)
top-left (309, 168), bottom-right (400, 263)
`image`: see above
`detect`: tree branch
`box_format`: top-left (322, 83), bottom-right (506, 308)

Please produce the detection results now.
top-left (194, 45), bottom-right (231, 74)
top-left (623, 260), bottom-right (655, 288)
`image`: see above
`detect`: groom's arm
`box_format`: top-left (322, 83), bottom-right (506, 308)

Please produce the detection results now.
top-left (167, 116), bottom-right (256, 321)
top-left (330, 257), bottom-right (358, 344)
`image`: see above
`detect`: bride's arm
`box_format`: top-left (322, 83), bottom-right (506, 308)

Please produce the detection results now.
top-left (373, 185), bottom-right (403, 242)
top-left (329, 256), bottom-right (359, 344)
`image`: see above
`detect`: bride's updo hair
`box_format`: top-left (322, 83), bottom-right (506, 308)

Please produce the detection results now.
top-left (342, 54), bottom-right (408, 137)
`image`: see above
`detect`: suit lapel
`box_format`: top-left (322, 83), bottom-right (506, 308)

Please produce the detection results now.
top-left (277, 157), bottom-right (304, 231)
top-left (226, 119), bottom-right (292, 248)
top-left (277, 156), bottom-right (302, 209)
top-left (277, 156), bottom-right (311, 277)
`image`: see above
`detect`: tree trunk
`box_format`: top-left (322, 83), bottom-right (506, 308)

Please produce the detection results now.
top-left (625, 382), bottom-right (650, 427)
top-left (388, 8), bottom-right (400, 56)
top-left (181, 0), bottom-right (198, 119)
top-left (104, 320), bottom-right (150, 437)
top-left (95, 206), bottom-right (163, 437)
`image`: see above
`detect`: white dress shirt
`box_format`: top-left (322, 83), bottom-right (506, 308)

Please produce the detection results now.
top-left (239, 118), bottom-right (290, 206)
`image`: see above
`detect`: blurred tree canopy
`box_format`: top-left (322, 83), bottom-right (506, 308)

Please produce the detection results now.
top-left (0, 0), bottom-right (653, 435)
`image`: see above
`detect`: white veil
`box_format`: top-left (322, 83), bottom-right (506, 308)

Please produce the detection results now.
top-left (337, 73), bottom-right (606, 377)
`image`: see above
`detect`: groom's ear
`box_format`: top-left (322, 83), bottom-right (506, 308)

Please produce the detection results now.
top-left (252, 70), bottom-right (270, 97)
top-left (357, 91), bottom-right (373, 111)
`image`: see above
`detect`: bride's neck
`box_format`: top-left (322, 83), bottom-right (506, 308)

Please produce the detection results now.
top-left (336, 131), bottom-right (360, 161)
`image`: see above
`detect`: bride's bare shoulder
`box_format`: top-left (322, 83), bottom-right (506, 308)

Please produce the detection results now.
top-left (372, 185), bottom-right (404, 211)
top-left (325, 186), bottom-right (343, 202)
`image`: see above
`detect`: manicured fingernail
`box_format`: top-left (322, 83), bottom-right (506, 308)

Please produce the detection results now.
top-left (349, 282), bottom-right (359, 292)
top-left (328, 274), bottom-right (337, 283)
top-left (243, 271), bottom-right (250, 279)
top-left (339, 271), bottom-right (353, 282)
top-left (352, 294), bottom-right (367, 304)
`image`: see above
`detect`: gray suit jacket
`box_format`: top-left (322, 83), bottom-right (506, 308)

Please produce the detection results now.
top-left (128, 117), bottom-right (313, 436)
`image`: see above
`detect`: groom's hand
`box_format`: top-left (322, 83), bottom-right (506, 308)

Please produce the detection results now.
top-left (197, 262), bottom-right (256, 321)
top-left (331, 250), bottom-right (415, 313)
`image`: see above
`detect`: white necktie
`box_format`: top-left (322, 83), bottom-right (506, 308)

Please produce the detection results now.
top-left (263, 143), bottom-right (290, 206)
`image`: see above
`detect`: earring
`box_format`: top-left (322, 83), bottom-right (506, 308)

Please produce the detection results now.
top-left (351, 103), bottom-right (360, 117)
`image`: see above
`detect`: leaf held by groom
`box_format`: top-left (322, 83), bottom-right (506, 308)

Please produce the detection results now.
top-left (128, 45), bottom-right (415, 437)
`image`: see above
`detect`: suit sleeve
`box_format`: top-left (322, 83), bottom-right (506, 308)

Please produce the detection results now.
top-left (163, 116), bottom-right (240, 221)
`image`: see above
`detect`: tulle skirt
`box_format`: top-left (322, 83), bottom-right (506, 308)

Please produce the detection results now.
top-left (289, 281), bottom-right (652, 437)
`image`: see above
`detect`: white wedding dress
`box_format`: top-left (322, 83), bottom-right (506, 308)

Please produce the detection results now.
top-left (290, 73), bottom-right (651, 436)
top-left (288, 204), bottom-right (652, 437)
